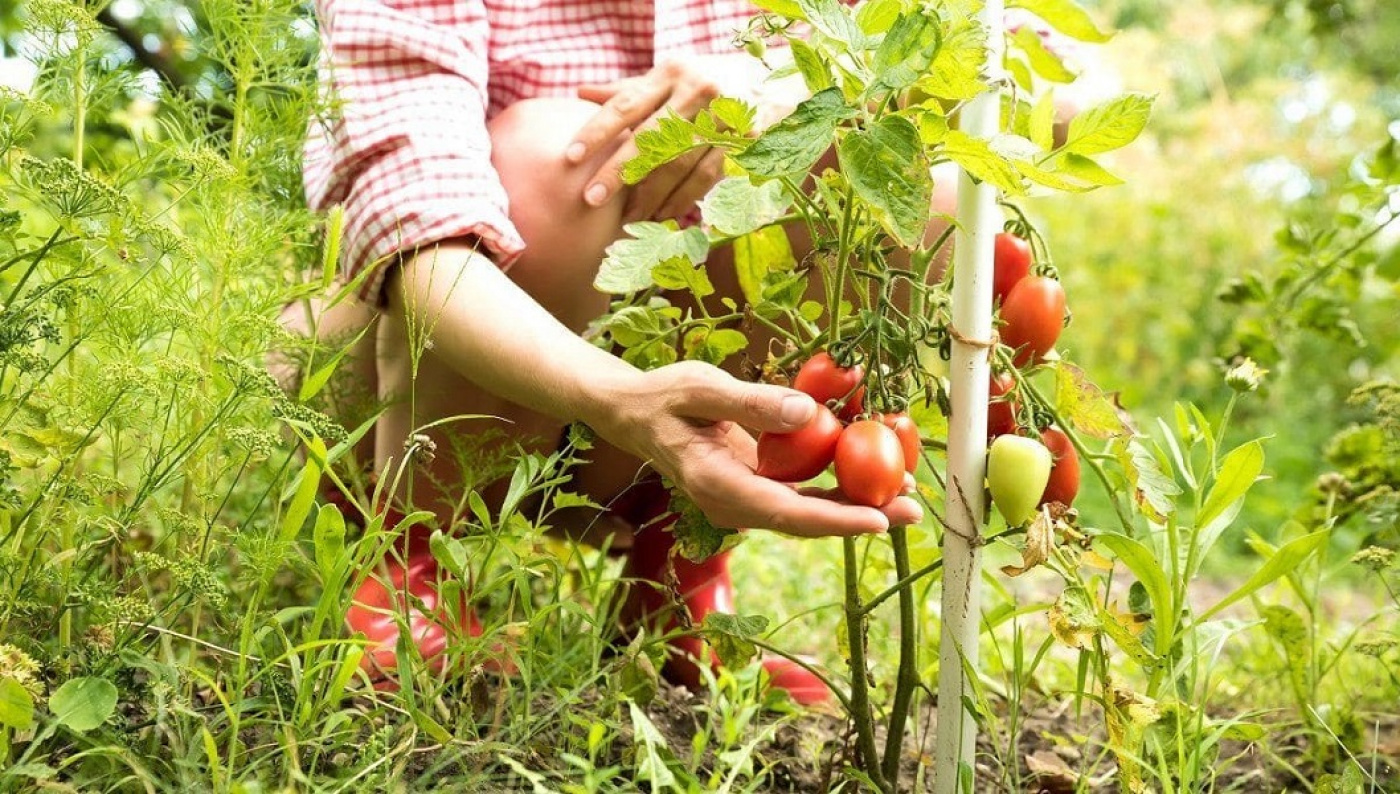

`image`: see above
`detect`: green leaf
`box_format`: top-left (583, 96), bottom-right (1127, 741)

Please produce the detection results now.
top-left (838, 115), bottom-right (932, 247)
top-left (732, 225), bottom-right (796, 306)
top-left (733, 88), bottom-right (855, 178)
top-left (797, 0), bottom-right (865, 49)
top-left (49, 677), bottom-right (118, 733)
top-left (1199, 529), bottom-right (1331, 621)
top-left (596, 222), bottom-right (709, 294)
top-left (1260, 605), bottom-right (1311, 707)
top-left (670, 490), bottom-right (742, 562)
top-left (752, 0), bottom-right (803, 18)
top-left (1197, 440), bottom-right (1265, 531)
top-left (1010, 26), bottom-right (1076, 83)
top-left (281, 437), bottom-right (324, 544)
top-left (313, 503), bottom-right (347, 582)
top-left (1116, 437), bottom-right (1180, 522)
top-left (940, 130), bottom-right (1026, 196)
top-left (1052, 153), bottom-right (1124, 187)
top-left (703, 612), bottom-right (771, 670)
top-left (623, 114), bottom-right (705, 184)
top-left (1029, 90), bottom-right (1056, 151)
top-left (699, 178), bottom-right (792, 237)
top-left (682, 327), bottom-right (748, 366)
top-left (628, 701), bottom-right (678, 788)
top-left (299, 320), bottom-right (373, 402)
top-left (918, 18), bottom-right (985, 101)
top-left (651, 258), bottom-right (715, 299)
top-left (855, 0), bottom-right (901, 34)
top-left (787, 38), bottom-right (832, 93)
top-left (1007, 0), bottom-right (1112, 43)
top-left (872, 8), bottom-right (942, 91)
top-left (709, 97), bottom-right (755, 137)
top-left (0, 676), bottom-right (34, 730)
top-left (1062, 93), bottom-right (1154, 156)
top-left (429, 530), bottom-right (470, 579)
top-left (1054, 363), bottom-right (1132, 439)
top-left (1094, 533), bottom-right (1174, 653)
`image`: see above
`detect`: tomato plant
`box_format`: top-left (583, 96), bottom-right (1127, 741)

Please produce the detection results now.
top-left (1037, 427), bottom-right (1081, 508)
top-left (988, 372), bottom-right (1019, 440)
top-left (793, 352), bottom-right (865, 420)
top-left (999, 275), bottom-right (1067, 367)
top-left (755, 405), bottom-right (843, 482)
top-left (993, 232), bottom-right (1032, 306)
top-left (834, 420), bottom-right (906, 508)
top-left (987, 434), bottom-right (1052, 526)
top-left (874, 412), bottom-right (920, 474)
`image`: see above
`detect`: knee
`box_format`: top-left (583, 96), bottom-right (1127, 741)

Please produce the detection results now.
top-left (488, 98), bottom-right (627, 273)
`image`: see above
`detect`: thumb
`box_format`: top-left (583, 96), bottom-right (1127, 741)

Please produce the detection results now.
top-left (677, 369), bottom-right (817, 433)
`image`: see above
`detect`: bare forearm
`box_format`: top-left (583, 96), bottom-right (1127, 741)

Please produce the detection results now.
top-left (386, 242), bottom-right (636, 429)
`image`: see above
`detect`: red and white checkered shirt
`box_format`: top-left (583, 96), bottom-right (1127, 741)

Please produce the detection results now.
top-left (304, 0), bottom-right (770, 302)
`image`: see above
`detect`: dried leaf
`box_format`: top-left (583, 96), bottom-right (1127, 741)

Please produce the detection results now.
top-left (1001, 508), bottom-right (1055, 576)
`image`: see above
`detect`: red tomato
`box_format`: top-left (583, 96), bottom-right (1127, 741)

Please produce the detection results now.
top-left (834, 420), bottom-right (906, 507)
top-left (1037, 427), bottom-right (1081, 508)
top-left (755, 405), bottom-right (842, 482)
top-left (1000, 276), bottom-right (1066, 367)
top-left (988, 372), bottom-right (1019, 441)
top-left (874, 412), bottom-right (921, 473)
top-left (993, 232), bottom-right (1032, 306)
top-left (793, 352), bottom-right (865, 420)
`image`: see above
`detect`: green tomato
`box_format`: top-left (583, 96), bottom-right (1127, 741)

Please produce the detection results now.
top-left (987, 435), bottom-right (1052, 526)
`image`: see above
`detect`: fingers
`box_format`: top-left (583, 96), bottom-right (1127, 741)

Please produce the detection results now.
top-left (666, 364), bottom-right (816, 433)
top-left (567, 77), bottom-right (669, 168)
top-left (648, 147), bottom-right (726, 223)
top-left (573, 66), bottom-right (721, 210)
top-left (694, 454), bottom-right (890, 537)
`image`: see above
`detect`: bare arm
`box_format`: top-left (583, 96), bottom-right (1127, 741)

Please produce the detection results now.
top-left (388, 243), bottom-right (923, 537)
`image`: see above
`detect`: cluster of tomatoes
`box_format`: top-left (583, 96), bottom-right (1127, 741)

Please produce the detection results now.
top-left (987, 232), bottom-right (1081, 526)
top-left (754, 352), bottom-right (917, 508)
top-left (751, 231), bottom-right (1083, 525)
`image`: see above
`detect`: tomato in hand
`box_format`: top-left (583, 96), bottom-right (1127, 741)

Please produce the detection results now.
top-left (999, 276), bottom-right (1066, 368)
top-left (834, 420), bottom-right (906, 508)
top-left (987, 434), bottom-right (1052, 526)
top-left (793, 352), bottom-right (865, 420)
top-left (874, 412), bottom-right (920, 474)
top-left (988, 372), bottom-right (1019, 441)
top-left (1037, 427), bottom-right (1081, 508)
top-left (993, 232), bottom-right (1032, 307)
top-left (755, 404), bottom-right (842, 482)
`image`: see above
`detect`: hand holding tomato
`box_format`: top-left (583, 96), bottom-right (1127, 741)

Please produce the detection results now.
top-left (591, 362), bottom-right (922, 537)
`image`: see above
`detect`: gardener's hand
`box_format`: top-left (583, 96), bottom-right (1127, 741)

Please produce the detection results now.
top-left (566, 61), bottom-right (727, 224)
top-left (587, 362), bottom-right (924, 537)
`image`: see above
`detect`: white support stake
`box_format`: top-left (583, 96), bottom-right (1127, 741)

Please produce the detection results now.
top-left (934, 1), bottom-right (1004, 791)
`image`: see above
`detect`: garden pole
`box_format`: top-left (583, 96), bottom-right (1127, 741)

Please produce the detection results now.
top-left (934, 1), bottom-right (1004, 791)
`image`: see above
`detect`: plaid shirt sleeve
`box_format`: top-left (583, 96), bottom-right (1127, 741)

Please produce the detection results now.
top-left (304, 0), bottom-right (525, 304)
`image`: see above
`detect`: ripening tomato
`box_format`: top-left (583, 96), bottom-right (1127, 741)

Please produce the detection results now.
top-left (1037, 427), bottom-right (1081, 508)
top-left (1000, 276), bottom-right (1066, 367)
top-left (988, 372), bottom-right (1019, 441)
top-left (987, 434), bottom-right (1052, 526)
top-left (756, 405), bottom-right (842, 482)
top-left (834, 420), bottom-right (906, 507)
top-left (793, 352), bottom-right (865, 420)
top-left (874, 412), bottom-right (920, 473)
top-left (993, 232), bottom-right (1032, 306)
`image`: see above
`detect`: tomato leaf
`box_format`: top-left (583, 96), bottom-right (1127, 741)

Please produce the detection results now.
top-left (708, 97), bottom-right (755, 137)
top-left (1029, 89), bottom-right (1057, 151)
top-left (651, 258), bottom-right (715, 299)
top-left (1007, 0), bottom-right (1112, 43)
top-left (787, 38), bottom-right (833, 93)
top-left (733, 225), bottom-right (796, 306)
top-left (940, 129), bottom-right (1026, 197)
top-left (1115, 437), bottom-right (1180, 522)
top-left (1053, 153), bottom-right (1124, 186)
top-left (855, 0), bottom-right (901, 34)
top-left (1010, 26), bottom-right (1076, 83)
top-left (1198, 529), bottom-right (1330, 621)
top-left (682, 327), bottom-right (748, 366)
top-left (1054, 363), bottom-right (1133, 439)
top-left (838, 115), bottom-right (932, 247)
top-left (733, 88), bottom-right (855, 178)
top-left (668, 489), bottom-right (742, 562)
top-left (797, 0), bottom-right (866, 50)
top-left (623, 113), bottom-right (707, 184)
top-left (703, 612), bottom-right (770, 670)
top-left (917, 16), bottom-right (985, 102)
top-left (871, 8), bottom-right (942, 92)
top-left (1093, 532), bottom-right (1174, 653)
top-left (49, 677), bottom-right (118, 733)
top-left (596, 222), bottom-right (708, 294)
top-left (699, 178), bottom-right (792, 237)
top-left (1062, 93), bottom-right (1154, 156)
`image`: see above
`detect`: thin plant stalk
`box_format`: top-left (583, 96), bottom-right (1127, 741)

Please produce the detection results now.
top-left (934, 0), bottom-right (1004, 789)
top-left (842, 535), bottom-right (887, 792)
top-left (882, 525), bottom-right (919, 785)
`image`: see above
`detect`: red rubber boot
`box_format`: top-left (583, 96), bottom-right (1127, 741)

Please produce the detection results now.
top-left (615, 483), bottom-right (832, 707)
top-left (341, 510), bottom-right (488, 688)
